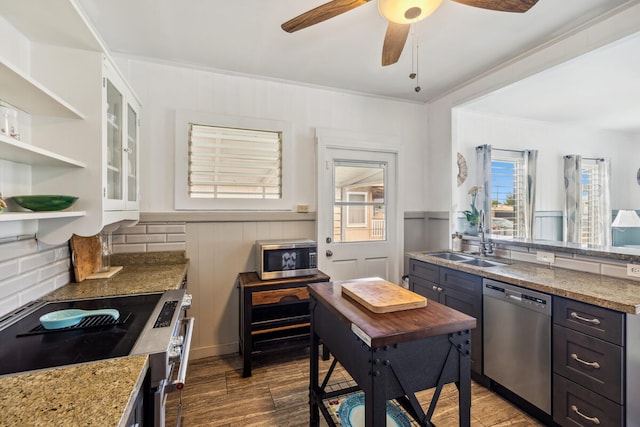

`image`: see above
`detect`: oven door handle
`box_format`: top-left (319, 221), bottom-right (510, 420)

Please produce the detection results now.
top-left (170, 316), bottom-right (195, 391)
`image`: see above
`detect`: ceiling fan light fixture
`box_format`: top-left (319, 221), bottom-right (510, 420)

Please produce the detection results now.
top-left (378, 0), bottom-right (443, 24)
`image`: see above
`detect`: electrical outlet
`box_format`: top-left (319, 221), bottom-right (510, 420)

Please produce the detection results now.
top-left (627, 264), bottom-right (640, 278)
top-left (536, 251), bottom-right (555, 264)
top-left (296, 204), bottom-right (309, 213)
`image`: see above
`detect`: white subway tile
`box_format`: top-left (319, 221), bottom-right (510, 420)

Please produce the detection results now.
top-left (54, 245), bottom-right (70, 260)
top-left (19, 277), bottom-right (55, 305)
top-left (553, 258), bottom-right (600, 274)
top-left (147, 224), bottom-right (186, 234)
top-left (39, 259), bottom-right (71, 281)
top-left (19, 250), bottom-right (56, 273)
top-left (167, 234), bottom-right (186, 243)
top-left (113, 244), bottom-right (147, 253)
top-left (114, 224), bottom-right (148, 235)
top-left (112, 234), bottom-right (126, 244)
top-left (0, 294), bottom-right (19, 317)
top-left (0, 260), bottom-right (18, 280)
top-left (147, 242), bottom-right (186, 252)
top-left (0, 271), bottom-right (38, 300)
top-left (126, 234), bottom-right (166, 244)
top-left (0, 239), bottom-right (38, 262)
top-left (510, 251), bottom-right (538, 263)
top-left (601, 264), bottom-right (640, 281)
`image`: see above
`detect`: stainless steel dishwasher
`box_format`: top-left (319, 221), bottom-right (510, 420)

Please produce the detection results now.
top-left (483, 278), bottom-right (552, 415)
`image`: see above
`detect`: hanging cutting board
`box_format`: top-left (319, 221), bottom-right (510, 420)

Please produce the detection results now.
top-left (341, 279), bottom-right (427, 313)
top-left (70, 234), bottom-right (101, 282)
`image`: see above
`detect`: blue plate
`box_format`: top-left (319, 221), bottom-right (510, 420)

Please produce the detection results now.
top-left (337, 393), bottom-right (411, 427)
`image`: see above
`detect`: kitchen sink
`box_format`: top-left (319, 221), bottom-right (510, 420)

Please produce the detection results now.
top-left (425, 252), bottom-right (507, 267)
top-left (459, 258), bottom-right (506, 267)
top-left (427, 252), bottom-right (474, 262)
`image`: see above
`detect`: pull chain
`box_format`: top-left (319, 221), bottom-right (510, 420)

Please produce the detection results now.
top-left (409, 23), bottom-right (421, 93)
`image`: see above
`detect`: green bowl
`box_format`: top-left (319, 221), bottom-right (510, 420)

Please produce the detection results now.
top-left (9, 195), bottom-right (79, 212)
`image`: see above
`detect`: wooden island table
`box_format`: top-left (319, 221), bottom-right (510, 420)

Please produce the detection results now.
top-left (308, 279), bottom-right (476, 427)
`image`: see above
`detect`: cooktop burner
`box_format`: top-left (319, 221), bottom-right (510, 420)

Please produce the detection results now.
top-left (0, 293), bottom-right (161, 376)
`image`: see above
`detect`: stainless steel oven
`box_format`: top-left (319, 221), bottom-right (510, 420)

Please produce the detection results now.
top-left (132, 289), bottom-right (194, 427)
top-left (0, 289), bottom-right (194, 427)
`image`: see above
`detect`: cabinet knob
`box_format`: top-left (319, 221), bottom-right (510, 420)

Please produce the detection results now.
top-left (123, 147), bottom-right (132, 153)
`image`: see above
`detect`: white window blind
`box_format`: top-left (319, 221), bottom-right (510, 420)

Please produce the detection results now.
top-left (491, 153), bottom-right (525, 238)
top-left (188, 124), bottom-right (282, 199)
top-left (580, 161), bottom-right (600, 245)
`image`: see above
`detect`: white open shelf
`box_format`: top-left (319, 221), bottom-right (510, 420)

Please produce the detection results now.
top-left (0, 211), bottom-right (86, 222)
top-left (0, 57), bottom-right (85, 119)
top-left (0, 134), bottom-right (86, 167)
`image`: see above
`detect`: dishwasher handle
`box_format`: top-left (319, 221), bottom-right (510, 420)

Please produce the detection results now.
top-left (506, 289), bottom-right (523, 302)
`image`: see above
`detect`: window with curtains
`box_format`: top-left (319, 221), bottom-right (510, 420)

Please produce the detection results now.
top-left (188, 124), bottom-right (282, 199)
top-left (476, 145), bottom-right (537, 239)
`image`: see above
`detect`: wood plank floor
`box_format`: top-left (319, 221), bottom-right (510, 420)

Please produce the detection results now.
top-left (166, 348), bottom-right (545, 426)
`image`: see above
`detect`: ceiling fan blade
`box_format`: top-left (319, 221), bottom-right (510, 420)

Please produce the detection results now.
top-left (282, 0), bottom-right (370, 33)
top-left (382, 22), bottom-right (410, 66)
top-left (451, 0), bottom-right (539, 13)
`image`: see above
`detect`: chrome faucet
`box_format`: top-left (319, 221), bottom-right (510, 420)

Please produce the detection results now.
top-left (478, 209), bottom-right (494, 256)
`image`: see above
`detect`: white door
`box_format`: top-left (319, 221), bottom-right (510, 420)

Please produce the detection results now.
top-left (316, 130), bottom-right (402, 283)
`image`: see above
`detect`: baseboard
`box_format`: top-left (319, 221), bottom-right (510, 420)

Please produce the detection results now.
top-left (189, 342), bottom-right (239, 360)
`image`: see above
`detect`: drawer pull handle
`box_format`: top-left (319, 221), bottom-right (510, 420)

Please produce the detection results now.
top-left (571, 353), bottom-right (600, 369)
top-left (570, 312), bottom-right (601, 325)
top-left (571, 405), bottom-right (600, 425)
top-left (431, 286), bottom-right (443, 292)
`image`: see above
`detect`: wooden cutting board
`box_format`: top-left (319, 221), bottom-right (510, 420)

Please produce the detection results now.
top-left (341, 279), bottom-right (427, 313)
top-left (70, 234), bottom-right (101, 282)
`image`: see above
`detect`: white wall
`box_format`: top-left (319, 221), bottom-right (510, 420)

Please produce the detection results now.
top-left (453, 110), bottom-right (639, 218)
top-left (426, 4), bottom-right (640, 231)
top-left (113, 57), bottom-right (429, 214)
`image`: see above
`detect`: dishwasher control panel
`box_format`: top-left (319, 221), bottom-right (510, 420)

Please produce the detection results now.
top-left (483, 278), bottom-right (552, 316)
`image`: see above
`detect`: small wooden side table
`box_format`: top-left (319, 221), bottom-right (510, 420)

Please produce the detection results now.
top-left (237, 271), bottom-right (330, 377)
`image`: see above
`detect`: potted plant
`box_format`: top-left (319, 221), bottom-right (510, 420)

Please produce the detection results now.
top-left (462, 186), bottom-right (482, 235)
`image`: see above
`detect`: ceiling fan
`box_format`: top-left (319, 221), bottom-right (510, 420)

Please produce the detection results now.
top-left (281, 0), bottom-right (539, 66)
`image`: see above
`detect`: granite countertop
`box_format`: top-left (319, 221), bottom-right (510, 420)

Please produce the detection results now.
top-left (0, 251), bottom-right (189, 426)
top-left (44, 251), bottom-right (189, 301)
top-left (407, 251), bottom-right (640, 314)
top-left (0, 355), bottom-right (148, 427)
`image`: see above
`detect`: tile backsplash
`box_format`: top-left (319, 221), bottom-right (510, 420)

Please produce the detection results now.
top-left (112, 222), bottom-right (186, 253)
top-left (0, 238), bottom-right (70, 317)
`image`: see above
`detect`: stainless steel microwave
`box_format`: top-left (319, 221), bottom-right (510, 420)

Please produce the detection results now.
top-left (255, 239), bottom-right (318, 280)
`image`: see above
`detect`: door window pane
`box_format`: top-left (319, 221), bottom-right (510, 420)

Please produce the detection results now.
top-left (333, 162), bottom-right (386, 242)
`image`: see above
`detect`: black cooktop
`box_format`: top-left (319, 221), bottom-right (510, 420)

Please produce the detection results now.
top-left (0, 293), bottom-right (161, 376)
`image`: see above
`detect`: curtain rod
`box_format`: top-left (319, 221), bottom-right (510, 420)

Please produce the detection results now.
top-left (563, 155), bottom-right (605, 161)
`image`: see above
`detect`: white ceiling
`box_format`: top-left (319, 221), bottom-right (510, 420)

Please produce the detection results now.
top-left (461, 30), bottom-right (640, 133)
top-left (76, 0), bottom-right (631, 104)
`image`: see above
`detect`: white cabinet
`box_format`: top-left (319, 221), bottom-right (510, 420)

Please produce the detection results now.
top-left (104, 60), bottom-right (139, 213)
top-left (0, 0), bottom-right (141, 244)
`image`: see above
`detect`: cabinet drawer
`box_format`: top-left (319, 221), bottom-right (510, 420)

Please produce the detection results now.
top-left (553, 325), bottom-right (623, 404)
top-left (252, 287), bottom-right (309, 306)
top-left (553, 297), bottom-right (624, 346)
top-left (411, 276), bottom-right (441, 301)
top-left (553, 374), bottom-right (623, 427)
top-left (410, 259), bottom-right (439, 282)
top-left (439, 267), bottom-right (482, 295)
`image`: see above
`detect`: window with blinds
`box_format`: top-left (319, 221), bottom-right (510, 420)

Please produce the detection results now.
top-left (188, 124), bottom-right (282, 199)
top-left (580, 161), bottom-right (601, 245)
top-left (490, 152), bottom-right (524, 238)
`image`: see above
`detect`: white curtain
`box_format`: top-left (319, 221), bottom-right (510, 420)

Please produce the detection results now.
top-left (563, 155), bottom-right (611, 246)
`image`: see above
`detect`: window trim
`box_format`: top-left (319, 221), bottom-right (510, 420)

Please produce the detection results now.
top-left (345, 191), bottom-right (369, 228)
top-left (175, 110), bottom-right (293, 210)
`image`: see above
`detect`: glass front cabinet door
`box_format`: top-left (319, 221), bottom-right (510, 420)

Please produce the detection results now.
top-left (103, 59), bottom-right (140, 212)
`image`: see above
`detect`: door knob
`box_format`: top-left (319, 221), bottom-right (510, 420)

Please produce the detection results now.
top-left (326, 250), bottom-right (333, 257)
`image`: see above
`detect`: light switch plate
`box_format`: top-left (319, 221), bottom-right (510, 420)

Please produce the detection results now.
top-left (536, 251), bottom-right (555, 264)
top-left (296, 204), bottom-right (309, 213)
